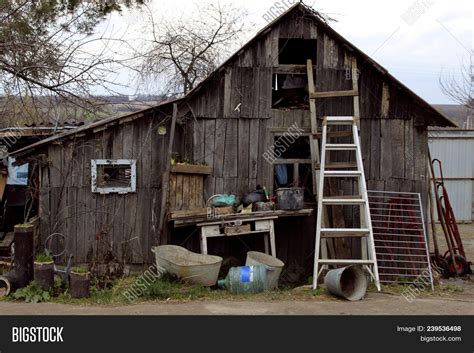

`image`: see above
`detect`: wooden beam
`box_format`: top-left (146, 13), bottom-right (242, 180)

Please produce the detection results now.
top-left (273, 159), bottom-right (312, 165)
top-left (313, 131), bottom-right (353, 138)
top-left (273, 65), bottom-right (317, 74)
top-left (315, 162), bottom-right (358, 170)
top-left (170, 164), bottom-right (212, 175)
top-left (157, 103), bottom-right (178, 244)
top-left (310, 89), bottom-right (358, 99)
top-left (307, 59), bottom-right (320, 196)
top-left (352, 57), bottom-right (361, 126)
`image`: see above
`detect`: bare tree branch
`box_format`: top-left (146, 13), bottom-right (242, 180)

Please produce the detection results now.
top-left (136, 1), bottom-right (251, 96)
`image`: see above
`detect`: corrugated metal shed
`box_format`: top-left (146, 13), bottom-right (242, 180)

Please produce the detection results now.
top-left (428, 130), bottom-right (474, 222)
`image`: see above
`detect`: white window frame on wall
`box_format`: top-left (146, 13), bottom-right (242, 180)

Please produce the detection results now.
top-left (91, 159), bottom-right (137, 194)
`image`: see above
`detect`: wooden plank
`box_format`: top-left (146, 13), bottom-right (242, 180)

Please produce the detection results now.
top-left (136, 189), bottom-right (149, 264)
top-left (223, 68), bottom-right (232, 118)
top-left (249, 118), bottom-right (259, 190)
top-left (80, 138), bottom-right (95, 263)
top-left (237, 119), bottom-right (250, 194)
top-left (369, 119), bottom-right (381, 180)
top-left (310, 90), bottom-right (358, 99)
top-left (404, 119), bottom-right (415, 180)
top-left (381, 82), bottom-right (390, 118)
top-left (170, 164), bottom-right (212, 175)
top-left (168, 172), bottom-right (177, 210)
top-left (192, 119), bottom-right (205, 164)
top-left (170, 208), bottom-right (208, 219)
top-left (258, 68), bottom-right (271, 119)
top-left (240, 68), bottom-right (253, 118)
top-left (307, 59), bottom-right (320, 196)
top-left (223, 119), bottom-right (238, 178)
top-left (122, 191), bottom-right (137, 264)
top-left (213, 119), bottom-right (226, 180)
top-left (360, 118), bottom-right (371, 174)
top-left (132, 120), bottom-right (142, 187)
top-left (175, 174), bottom-right (184, 210)
top-left (215, 177), bottom-right (224, 195)
top-left (150, 186), bottom-right (161, 247)
top-left (391, 120), bottom-right (405, 178)
top-left (203, 119), bottom-right (216, 197)
top-left (188, 175), bottom-right (197, 208)
top-left (195, 174), bottom-right (205, 207)
top-left (272, 65), bottom-right (317, 74)
top-left (323, 34), bottom-right (338, 69)
top-left (413, 127), bottom-right (428, 181)
top-left (258, 119), bottom-right (273, 191)
top-left (380, 119), bottom-right (393, 180)
top-left (141, 119), bottom-right (153, 190)
top-left (352, 57), bottom-right (360, 122)
top-left (182, 175), bottom-right (190, 209)
top-left (157, 104), bottom-right (178, 242)
top-left (230, 66), bottom-right (242, 119)
top-left (66, 187), bottom-right (77, 264)
top-left (122, 121), bottom-right (134, 160)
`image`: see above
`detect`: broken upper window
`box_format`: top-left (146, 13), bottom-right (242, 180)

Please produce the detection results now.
top-left (272, 74), bottom-right (309, 109)
top-left (91, 159), bottom-right (136, 194)
top-left (278, 38), bottom-right (317, 65)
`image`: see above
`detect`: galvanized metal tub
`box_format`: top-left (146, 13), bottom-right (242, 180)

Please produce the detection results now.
top-left (324, 265), bottom-right (368, 301)
top-left (151, 245), bottom-right (223, 286)
top-left (245, 251), bottom-right (284, 290)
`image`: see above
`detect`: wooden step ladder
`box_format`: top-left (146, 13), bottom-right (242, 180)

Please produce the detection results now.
top-left (312, 116), bottom-right (380, 290)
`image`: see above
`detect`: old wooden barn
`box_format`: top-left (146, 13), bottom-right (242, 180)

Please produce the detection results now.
top-left (10, 4), bottom-right (455, 275)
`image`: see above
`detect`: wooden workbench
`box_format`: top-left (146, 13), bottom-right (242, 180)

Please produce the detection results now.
top-left (170, 208), bottom-right (314, 228)
top-left (197, 216), bottom-right (278, 256)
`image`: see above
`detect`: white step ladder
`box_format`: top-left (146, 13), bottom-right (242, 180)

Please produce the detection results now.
top-left (312, 116), bottom-right (381, 291)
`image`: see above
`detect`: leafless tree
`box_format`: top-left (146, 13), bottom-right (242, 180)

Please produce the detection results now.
top-left (0, 0), bottom-right (144, 126)
top-left (137, 2), bottom-right (250, 96)
top-left (440, 54), bottom-right (473, 109)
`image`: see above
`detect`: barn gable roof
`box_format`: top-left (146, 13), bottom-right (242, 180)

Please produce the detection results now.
top-left (10, 3), bottom-right (455, 157)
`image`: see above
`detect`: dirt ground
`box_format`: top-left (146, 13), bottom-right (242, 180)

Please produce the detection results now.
top-left (0, 224), bottom-right (472, 315)
top-left (432, 223), bottom-right (474, 262)
top-left (0, 281), bottom-right (473, 315)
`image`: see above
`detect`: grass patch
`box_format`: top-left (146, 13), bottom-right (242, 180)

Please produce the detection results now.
top-left (35, 253), bottom-right (53, 263)
top-left (371, 282), bottom-right (465, 297)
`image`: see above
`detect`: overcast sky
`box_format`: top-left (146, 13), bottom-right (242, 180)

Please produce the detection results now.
top-left (98, 0), bottom-right (472, 104)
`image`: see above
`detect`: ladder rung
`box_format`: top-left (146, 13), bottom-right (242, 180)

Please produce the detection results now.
top-left (315, 162), bottom-right (357, 170)
top-left (318, 259), bottom-right (375, 265)
top-left (325, 144), bottom-right (357, 151)
top-left (320, 228), bottom-right (370, 238)
top-left (325, 116), bottom-right (356, 125)
top-left (312, 131), bottom-right (353, 139)
top-left (322, 198), bottom-right (366, 205)
top-left (324, 170), bottom-right (362, 177)
top-left (324, 195), bottom-right (362, 200)
top-left (310, 90), bottom-right (358, 99)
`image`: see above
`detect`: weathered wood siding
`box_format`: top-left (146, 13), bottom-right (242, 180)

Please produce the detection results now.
top-left (38, 111), bottom-right (173, 264)
top-left (184, 10), bottom-right (430, 200)
top-left (34, 7), bottom-right (432, 268)
top-left (175, 9), bottom-right (430, 266)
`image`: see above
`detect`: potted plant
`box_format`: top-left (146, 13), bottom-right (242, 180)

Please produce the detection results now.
top-left (34, 253), bottom-right (54, 291)
top-left (69, 265), bottom-right (91, 298)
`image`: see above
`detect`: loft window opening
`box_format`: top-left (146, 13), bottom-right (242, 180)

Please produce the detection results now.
top-left (272, 73), bottom-right (308, 109)
top-left (278, 38), bottom-right (317, 65)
